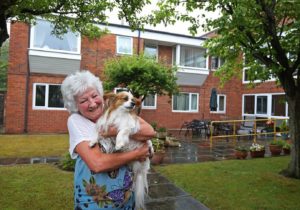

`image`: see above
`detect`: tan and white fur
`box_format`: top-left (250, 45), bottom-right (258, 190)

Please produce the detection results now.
top-left (89, 91), bottom-right (153, 210)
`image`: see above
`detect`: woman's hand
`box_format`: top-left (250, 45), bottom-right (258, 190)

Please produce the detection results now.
top-left (134, 143), bottom-right (151, 162)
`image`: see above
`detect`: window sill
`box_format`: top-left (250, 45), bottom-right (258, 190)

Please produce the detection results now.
top-left (177, 66), bottom-right (209, 75)
top-left (29, 48), bottom-right (81, 60)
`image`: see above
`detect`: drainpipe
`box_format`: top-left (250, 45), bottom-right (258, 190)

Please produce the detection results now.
top-left (137, 29), bottom-right (141, 55)
top-left (24, 24), bottom-right (31, 133)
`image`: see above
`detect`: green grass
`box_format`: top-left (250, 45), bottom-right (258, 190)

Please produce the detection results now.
top-left (155, 156), bottom-right (300, 210)
top-left (0, 134), bottom-right (69, 157)
top-left (0, 164), bottom-right (73, 210)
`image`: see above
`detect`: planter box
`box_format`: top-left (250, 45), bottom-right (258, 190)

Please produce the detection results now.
top-left (235, 150), bottom-right (248, 159)
top-left (269, 145), bottom-right (282, 156)
top-left (250, 150), bottom-right (265, 158)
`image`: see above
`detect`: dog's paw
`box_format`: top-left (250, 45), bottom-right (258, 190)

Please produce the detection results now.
top-left (115, 141), bottom-right (125, 151)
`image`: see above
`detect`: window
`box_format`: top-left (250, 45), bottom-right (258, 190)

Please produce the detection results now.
top-left (116, 36), bottom-right (133, 55)
top-left (33, 83), bottom-right (64, 109)
top-left (244, 95), bottom-right (255, 114)
top-left (272, 94), bottom-right (287, 117)
top-left (142, 94), bottom-right (157, 109)
top-left (144, 45), bottom-right (157, 60)
top-left (242, 93), bottom-right (288, 118)
top-left (210, 94), bottom-right (226, 113)
top-left (180, 46), bottom-right (206, 69)
top-left (31, 19), bottom-right (80, 53)
top-left (210, 56), bottom-right (224, 70)
top-left (256, 96), bottom-right (268, 114)
top-left (172, 93), bottom-right (198, 112)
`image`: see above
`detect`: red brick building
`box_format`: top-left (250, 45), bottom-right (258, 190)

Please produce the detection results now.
top-left (4, 20), bottom-right (287, 134)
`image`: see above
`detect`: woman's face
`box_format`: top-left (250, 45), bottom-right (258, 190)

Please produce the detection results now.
top-left (76, 88), bottom-right (103, 122)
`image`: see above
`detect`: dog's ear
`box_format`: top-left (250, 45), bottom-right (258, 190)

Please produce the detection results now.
top-left (103, 92), bottom-right (116, 107)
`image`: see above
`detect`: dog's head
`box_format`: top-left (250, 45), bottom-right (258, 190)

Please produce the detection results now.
top-left (103, 91), bottom-right (141, 113)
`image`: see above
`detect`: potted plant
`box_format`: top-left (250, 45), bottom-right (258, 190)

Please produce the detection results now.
top-left (269, 140), bottom-right (285, 156)
top-left (249, 143), bottom-right (265, 158)
top-left (279, 120), bottom-right (289, 140)
top-left (234, 146), bottom-right (248, 159)
top-left (156, 127), bottom-right (167, 139)
top-left (151, 138), bottom-right (166, 165)
top-left (283, 142), bottom-right (291, 155)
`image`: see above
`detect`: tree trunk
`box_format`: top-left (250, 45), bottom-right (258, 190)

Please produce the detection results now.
top-left (281, 93), bottom-right (300, 178)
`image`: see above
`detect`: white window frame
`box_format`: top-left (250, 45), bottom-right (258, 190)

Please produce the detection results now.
top-left (30, 19), bottom-right (81, 56)
top-left (174, 45), bottom-right (209, 75)
top-left (172, 92), bottom-right (199, 113)
top-left (210, 94), bottom-right (226, 113)
top-left (116, 35), bottom-right (133, 55)
top-left (242, 93), bottom-right (288, 119)
top-left (32, 83), bottom-right (65, 110)
top-left (210, 56), bottom-right (224, 71)
top-left (142, 94), bottom-right (157, 109)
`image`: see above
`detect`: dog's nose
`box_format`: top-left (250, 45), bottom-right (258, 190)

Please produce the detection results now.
top-left (130, 101), bottom-right (135, 107)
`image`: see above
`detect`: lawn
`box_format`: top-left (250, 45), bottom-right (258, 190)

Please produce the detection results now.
top-left (0, 135), bottom-right (299, 209)
top-left (155, 156), bottom-right (300, 210)
top-left (0, 157), bottom-right (299, 210)
top-left (0, 134), bottom-right (69, 157)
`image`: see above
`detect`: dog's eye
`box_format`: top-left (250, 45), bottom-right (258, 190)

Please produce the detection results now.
top-left (123, 96), bottom-right (129, 101)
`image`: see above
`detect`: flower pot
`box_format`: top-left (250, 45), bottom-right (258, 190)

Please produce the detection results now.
top-left (156, 132), bottom-right (167, 139)
top-left (269, 145), bottom-right (282, 156)
top-left (235, 150), bottom-right (248, 159)
top-left (283, 148), bottom-right (291, 155)
top-left (250, 150), bottom-right (265, 158)
top-left (151, 152), bottom-right (165, 165)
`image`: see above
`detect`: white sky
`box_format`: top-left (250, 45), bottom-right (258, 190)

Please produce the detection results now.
top-left (107, 2), bottom-right (220, 36)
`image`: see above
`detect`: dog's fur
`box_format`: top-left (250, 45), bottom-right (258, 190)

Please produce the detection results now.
top-left (89, 91), bottom-right (153, 210)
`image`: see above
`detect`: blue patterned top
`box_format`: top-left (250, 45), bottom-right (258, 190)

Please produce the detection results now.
top-left (74, 156), bottom-right (135, 210)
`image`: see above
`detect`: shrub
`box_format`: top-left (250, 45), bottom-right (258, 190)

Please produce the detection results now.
top-left (58, 152), bottom-right (76, 171)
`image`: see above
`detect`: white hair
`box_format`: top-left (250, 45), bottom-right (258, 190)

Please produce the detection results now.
top-left (61, 70), bottom-right (104, 113)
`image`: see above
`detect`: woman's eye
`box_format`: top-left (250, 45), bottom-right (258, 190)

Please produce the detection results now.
top-left (92, 95), bottom-right (98, 98)
top-left (79, 100), bottom-right (87, 104)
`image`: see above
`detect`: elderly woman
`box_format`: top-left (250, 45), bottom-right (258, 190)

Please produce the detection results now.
top-left (61, 70), bottom-right (155, 210)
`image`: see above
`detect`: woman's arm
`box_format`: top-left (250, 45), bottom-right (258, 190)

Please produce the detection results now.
top-left (131, 117), bottom-right (156, 141)
top-left (76, 141), bottom-right (150, 173)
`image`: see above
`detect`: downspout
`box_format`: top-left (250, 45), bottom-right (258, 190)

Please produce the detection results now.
top-left (137, 29), bottom-right (141, 55)
top-left (24, 24), bottom-right (31, 133)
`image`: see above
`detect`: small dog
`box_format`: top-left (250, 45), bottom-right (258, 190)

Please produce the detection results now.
top-left (89, 91), bottom-right (153, 210)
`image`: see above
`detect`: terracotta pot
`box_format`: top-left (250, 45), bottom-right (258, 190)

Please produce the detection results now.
top-left (235, 150), bottom-right (248, 159)
top-left (151, 152), bottom-right (165, 165)
top-left (283, 148), bottom-right (291, 155)
top-left (269, 145), bottom-right (282, 156)
top-left (250, 150), bottom-right (265, 158)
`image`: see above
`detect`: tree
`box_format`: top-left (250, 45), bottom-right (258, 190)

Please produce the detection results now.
top-left (145, 0), bottom-right (300, 178)
top-left (103, 54), bottom-right (178, 101)
top-left (0, 0), bottom-right (149, 47)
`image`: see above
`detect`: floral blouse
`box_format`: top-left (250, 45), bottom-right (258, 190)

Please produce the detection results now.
top-left (74, 156), bottom-right (135, 210)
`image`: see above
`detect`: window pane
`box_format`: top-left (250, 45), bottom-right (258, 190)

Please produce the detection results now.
top-left (143, 94), bottom-right (155, 107)
top-left (33, 20), bottom-right (78, 52)
top-left (211, 56), bottom-right (218, 69)
top-left (256, 96), bottom-right (267, 114)
top-left (219, 96), bottom-right (225, 111)
top-left (35, 85), bottom-right (46, 106)
top-left (117, 36), bottom-right (132, 54)
top-left (48, 85), bottom-right (64, 108)
top-left (173, 93), bottom-right (189, 111)
top-left (244, 95), bottom-right (254, 114)
top-left (191, 94), bottom-right (197, 110)
top-left (144, 45), bottom-right (157, 60)
top-left (180, 46), bottom-right (206, 68)
top-left (272, 94), bottom-right (286, 116)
